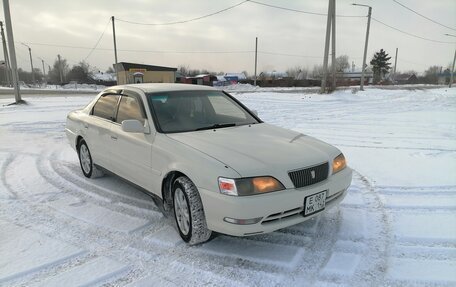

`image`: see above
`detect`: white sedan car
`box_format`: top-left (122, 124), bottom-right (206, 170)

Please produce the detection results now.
top-left (66, 83), bottom-right (352, 244)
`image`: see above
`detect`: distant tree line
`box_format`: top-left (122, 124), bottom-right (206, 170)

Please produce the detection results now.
top-left (0, 55), bottom-right (114, 86)
top-left (0, 51), bottom-right (450, 87)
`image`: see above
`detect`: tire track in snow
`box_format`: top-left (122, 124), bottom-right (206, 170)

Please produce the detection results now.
top-left (0, 198), bottom-right (155, 287)
top-left (310, 170), bottom-right (393, 286)
top-left (1, 153), bottom-right (63, 201)
top-left (349, 170), bottom-right (393, 283)
top-left (33, 148), bottom-right (158, 222)
top-left (354, 177), bottom-right (456, 285)
top-left (0, 153), bottom-right (17, 199)
top-left (50, 147), bottom-right (159, 211)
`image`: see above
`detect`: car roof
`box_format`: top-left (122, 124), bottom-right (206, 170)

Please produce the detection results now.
top-left (110, 83), bottom-right (217, 94)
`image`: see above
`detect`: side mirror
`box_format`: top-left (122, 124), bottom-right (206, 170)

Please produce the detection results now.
top-left (251, 109), bottom-right (259, 116)
top-left (121, 119), bottom-right (146, 133)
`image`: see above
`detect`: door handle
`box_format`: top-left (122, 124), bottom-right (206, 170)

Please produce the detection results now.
top-left (111, 135), bottom-right (118, 141)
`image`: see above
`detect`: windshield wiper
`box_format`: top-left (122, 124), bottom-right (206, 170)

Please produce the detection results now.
top-left (196, 123), bottom-right (236, 131)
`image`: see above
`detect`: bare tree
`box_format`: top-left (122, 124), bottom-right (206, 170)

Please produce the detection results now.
top-left (335, 55), bottom-right (350, 72)
top-left (178, 65), bottom-right (190, 76)
top-left (424, 65), bottom-right (440, 84)
top-left (311, 65), bottom-right (324, 79)
top-left (48, 56), bottom-right (69, 84)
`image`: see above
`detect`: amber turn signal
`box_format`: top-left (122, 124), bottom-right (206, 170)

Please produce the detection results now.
top-left (332, 153), bottom-right (346, 174)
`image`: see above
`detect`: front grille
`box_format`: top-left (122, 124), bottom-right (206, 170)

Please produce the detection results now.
top-left (288, 162), bottom-right (329, 188)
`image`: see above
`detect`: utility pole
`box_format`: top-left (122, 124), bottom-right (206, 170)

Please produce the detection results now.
top-left (57, 54), bottom-right (63, 84)
top-left (444, 34), bottom-right (456, 88)
top-left (330, 0), bottom-right (336, 91)
top-left (28, 47), bottom-right (34, 83)
top-left (254, 37), bottom-right (258, 86)
top-left (111, 16), bottom-right (118, 84)
top-left (320, 0), bottom-right (334, 93)
top-left (450, 49), bottom-right (456, 88)
top-left (353, 3), bottom-right (372, 91)
top-left (39, 58), bottom-right (46, 83)
top-left (2, 0), bottom-right (21, 103)
top-left (21, 43), bottom-right (34, 84)
top-left (392, 47), bottom-right (398, 84)
top-left (0, 21), bottom-right (11, 87)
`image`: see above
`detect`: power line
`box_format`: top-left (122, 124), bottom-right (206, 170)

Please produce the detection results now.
top-left (398, 57), bottom-right (428, 68)
top-left (116, 0), bottom-right (249, 25)
top-left (392, 0), bottom-right (456, 32)
top-left (249, 0), bottom-right (325, 16)
top-left (21, 41), bottom-right (327, 59)
top-left (119, 49), bottom-right (253, 54)
top-left (115, 0), bottom-right (363, 26)
top-left (23, 42), bottom-right (100, 50)
top-left (84, 18), bottom-right (111, 61)
top-left (259, 51), bottom-right (322, 58)
top-left (247, 0), bottom-right (364, 18)
top-left (372, 18), bottom-right (455, 44)
top-left (22, 42), bottom-right (253, 54)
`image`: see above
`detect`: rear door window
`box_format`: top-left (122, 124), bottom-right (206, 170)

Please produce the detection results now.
top-left (92, 94), bottom-right (120, 121)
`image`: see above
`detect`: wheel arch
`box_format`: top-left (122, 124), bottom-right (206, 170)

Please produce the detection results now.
top-left (75, 135), bottom-right (84, 152)
top-left (161, 170), bottom-right (186, 211)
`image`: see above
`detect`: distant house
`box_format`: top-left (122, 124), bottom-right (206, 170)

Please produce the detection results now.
top-left (338, 70), bottom-right (374, 85)
top-left (394, 73), bottom-right (418, 85)
top-left (223, 72), bottom-right (247, 84)
top-left (259, 71), bottom-right (289, 80)
top-left (90, 72), bottom-right (116, 85)
top-left (213, 76), bottom-right (230, 87)
top-left (437, 69), bottom-right (452, 85)
top-left (179, 74), bottom-right (218, 86)
top-left (175, 71), bottom-right (185, 83)
top-left (114, 62), bottom-right (177, 85)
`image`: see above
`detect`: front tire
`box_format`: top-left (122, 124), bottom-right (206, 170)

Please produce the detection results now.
top-left (78, 139), bottom-right (104, 178)
top-left (172, 176), bottom-right (211, 245)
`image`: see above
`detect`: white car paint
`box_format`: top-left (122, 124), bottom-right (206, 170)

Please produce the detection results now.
top-left (65, 83), bottom-right (352, 238)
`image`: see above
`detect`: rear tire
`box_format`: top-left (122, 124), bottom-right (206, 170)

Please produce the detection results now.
top-left (172, 176), bottom-right (211, 245)
top-left (78, 139), bottom-right (104, 178)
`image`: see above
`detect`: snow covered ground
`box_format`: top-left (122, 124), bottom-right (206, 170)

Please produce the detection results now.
top-left (0, 87), bottom-right (455, 286)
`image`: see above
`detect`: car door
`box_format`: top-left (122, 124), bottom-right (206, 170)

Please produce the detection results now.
top-left (86, 92), bottom-right (120, 169)
top-left (109, 89), bottom-right (155, 191)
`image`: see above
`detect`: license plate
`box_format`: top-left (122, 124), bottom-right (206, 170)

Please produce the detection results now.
top-left (303, 191), bottom-right (326, 216)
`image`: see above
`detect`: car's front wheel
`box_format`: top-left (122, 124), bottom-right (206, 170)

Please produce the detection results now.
top-left (78, 139), bottom-right (104, 178)
top-left (172, 176), bottom-right (212, 245)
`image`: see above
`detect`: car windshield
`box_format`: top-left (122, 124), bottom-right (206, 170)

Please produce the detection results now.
top-left (148, 90), bottom-right (259, 133)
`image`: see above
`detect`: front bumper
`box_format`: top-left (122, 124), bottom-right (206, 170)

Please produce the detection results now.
top-left (199, 167), bottom-right (352, 236)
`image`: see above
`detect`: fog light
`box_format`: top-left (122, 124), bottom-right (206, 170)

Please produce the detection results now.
top-left (223, 217), bottom-right (262, 225)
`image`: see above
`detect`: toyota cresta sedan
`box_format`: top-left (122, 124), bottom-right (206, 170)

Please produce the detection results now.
top-left (65, 83), bottom-right (352, 244)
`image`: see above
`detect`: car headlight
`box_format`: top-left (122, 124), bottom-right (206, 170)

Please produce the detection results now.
top-left (218, 176), bottom-right (285, 196)
top-left (332, 153), bottom-right (346, 174)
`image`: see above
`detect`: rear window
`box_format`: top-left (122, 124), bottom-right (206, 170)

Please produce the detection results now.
top-left (92, 95), bottom-right (120, 121)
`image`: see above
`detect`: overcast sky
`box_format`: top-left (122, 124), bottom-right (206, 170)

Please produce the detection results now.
top-left (1, 0), bottom-right (455, 75)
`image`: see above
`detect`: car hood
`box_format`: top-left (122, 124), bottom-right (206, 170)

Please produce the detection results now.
top-left (166, 123), bottom-right (339, 177)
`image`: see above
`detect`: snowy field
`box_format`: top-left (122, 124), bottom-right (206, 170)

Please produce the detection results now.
top-left (0, 87), bottom-right (455, 286)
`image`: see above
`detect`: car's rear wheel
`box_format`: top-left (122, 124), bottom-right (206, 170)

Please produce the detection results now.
top-left (78, 139), bottom-right (104, 178)
top-left (172, 176), bottom-right (211, 245)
